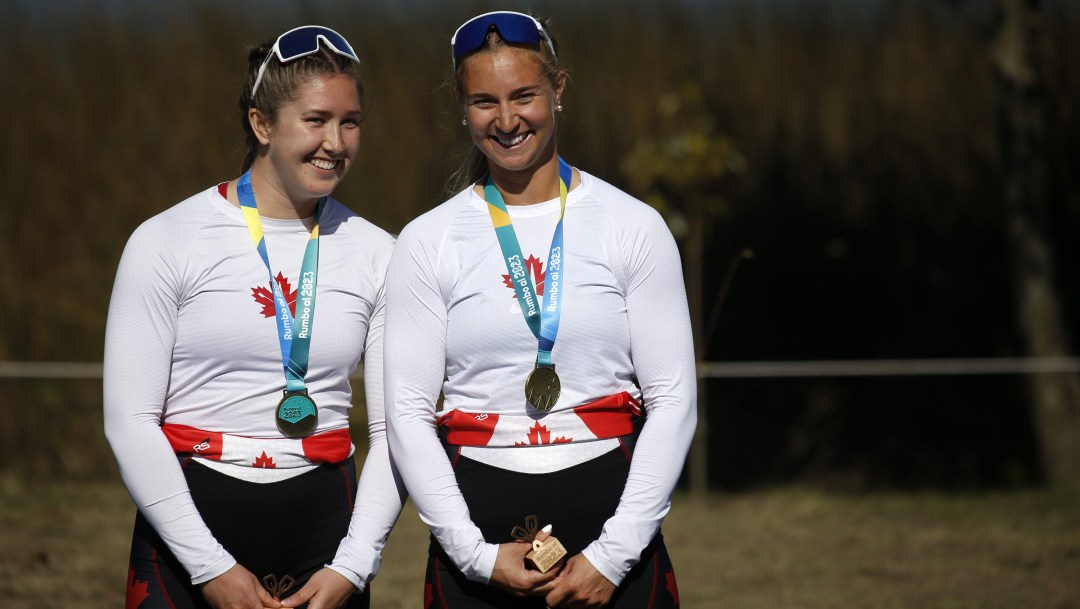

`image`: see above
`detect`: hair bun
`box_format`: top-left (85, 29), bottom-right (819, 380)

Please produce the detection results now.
top-left (248, 42), bottom-right (274, 67)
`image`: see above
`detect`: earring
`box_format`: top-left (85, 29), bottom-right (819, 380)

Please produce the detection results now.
top-left (556, 102), bottom-right (563, 112)
top-left (461, 117), bottom-right (468, 126)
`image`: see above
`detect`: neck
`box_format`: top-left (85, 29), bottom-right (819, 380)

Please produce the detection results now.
top-left (245, 162), bottom-right (319, 219)
top-left (487, 154), bottom-right (562, 206)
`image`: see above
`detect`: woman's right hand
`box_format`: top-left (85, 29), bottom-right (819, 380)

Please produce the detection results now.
top-left (200, 563), bottom-right (282, 609)
top-left (489, 532), bottom-right (563, 597)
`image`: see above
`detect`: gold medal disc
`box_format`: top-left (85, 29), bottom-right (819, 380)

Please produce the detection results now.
top-left (525, 366), bottom-right (560, 411)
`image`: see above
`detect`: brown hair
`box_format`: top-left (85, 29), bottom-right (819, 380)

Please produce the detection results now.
top-left (238, 39), bottom-right (364, 172)
top-left (447, 19), bottom-right (564, 194)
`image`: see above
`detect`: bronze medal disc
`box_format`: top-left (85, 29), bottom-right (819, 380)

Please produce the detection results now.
top-left (276, 392), bottom-right (318, 438)
top-left (525, 367), bottom-right (561, 411)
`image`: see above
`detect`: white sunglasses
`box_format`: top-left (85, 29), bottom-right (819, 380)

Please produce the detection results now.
top-left (252, 25), bottom-right (360, 97)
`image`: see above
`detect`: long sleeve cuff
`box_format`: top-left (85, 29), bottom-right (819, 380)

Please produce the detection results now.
top-left (326, 564), bottom-right (365, 592)
top-left (580, 544), bottom-right (627, 587)
top-left (189, 556), bottom-right (237, 586)
top-left (462, 542), bottom-right (500, 584)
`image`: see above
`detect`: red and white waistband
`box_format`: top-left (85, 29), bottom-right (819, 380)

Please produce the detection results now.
top-left (437, 392), bottom-right (641, 448)
top-left (162, 424), bottom-right (354, 470)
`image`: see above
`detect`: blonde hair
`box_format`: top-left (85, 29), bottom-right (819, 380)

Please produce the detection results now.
top-left (447, 21), bottom-right (563, 194)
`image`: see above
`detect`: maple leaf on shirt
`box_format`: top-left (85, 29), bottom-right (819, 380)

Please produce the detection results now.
top-left (251, 272), bottom-right (298, 318)
top-left (515, 420), bottom-right (571, 446)
top-left (502, 255), bottom-right (546, 297)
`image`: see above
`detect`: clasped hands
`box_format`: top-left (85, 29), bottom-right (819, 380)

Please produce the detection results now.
top-left (200, 564), bottom-right (356, 609)
top-left (490, 528), bottom-right (616, 608)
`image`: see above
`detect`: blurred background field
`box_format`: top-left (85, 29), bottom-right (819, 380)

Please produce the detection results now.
top-left (4, 0), bottom-right (1080, 605)
top-left (2, 477), bottom-right (1078, 608)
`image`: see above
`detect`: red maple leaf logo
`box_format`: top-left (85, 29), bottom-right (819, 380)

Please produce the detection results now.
top-left (126, 566), bottom-right (150, 609)
top-left (502, 255), bottom-right (546, 297)
top-left (515, 421), bottom-right (571, 446)
top-left (251, 272), bottom-right (297, 318)
top-left (665, 570), bottom-right (680, 606)
top-left (253, 451), bottom-right (277, 468)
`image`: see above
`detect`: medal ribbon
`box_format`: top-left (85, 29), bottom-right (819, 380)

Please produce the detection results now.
top-left (484, 157), bottom-right (571, 368)
top-left (237, 171), bottom-right (323, 393)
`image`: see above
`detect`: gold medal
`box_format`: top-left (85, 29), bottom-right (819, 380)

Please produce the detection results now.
top-left (275, 391), bottom-right (318, 437)
top-left (525, 365), bottom-right (560, 411)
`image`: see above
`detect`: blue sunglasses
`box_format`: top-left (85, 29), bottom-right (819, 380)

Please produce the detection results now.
top-left (252, 25), bottom-right (360, 97)
top-left (451, 11), bottom-right (556, 68)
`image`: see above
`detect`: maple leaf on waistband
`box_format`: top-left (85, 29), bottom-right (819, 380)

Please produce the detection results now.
top-left (515, 420), bottom-right (571, 446)
top-left (253, 451), bottom-right (277, 468)
top-left (251, 272), bottom-right (298, 318)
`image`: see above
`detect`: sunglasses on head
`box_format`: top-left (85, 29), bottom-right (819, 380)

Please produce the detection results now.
top-left (451, 11), bottom-right (556, 69)
top-left (252, 25), bottom-right (360, 97)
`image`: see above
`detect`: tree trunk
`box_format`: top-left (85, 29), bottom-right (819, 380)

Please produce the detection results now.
top-left (993, 0), bottom-right (1080, 487)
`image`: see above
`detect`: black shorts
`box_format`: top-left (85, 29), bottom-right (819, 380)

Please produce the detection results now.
top-left (425, 447), bottom-right (680, 608)
top-left (126, 457), bottom-right (370, 609)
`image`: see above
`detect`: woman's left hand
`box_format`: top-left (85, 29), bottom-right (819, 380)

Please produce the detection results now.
top-left (279, 568), bottom-right (356, 609)
top-left (543, 554), bottom-right (616, 608)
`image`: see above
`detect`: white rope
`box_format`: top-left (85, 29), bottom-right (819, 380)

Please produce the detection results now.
top-left (0, 361), bottom-right (104, 379)
top-left (4, 358), bottom-right (1080, 380)
top-left (699, 357), bottom-right (1080, 378)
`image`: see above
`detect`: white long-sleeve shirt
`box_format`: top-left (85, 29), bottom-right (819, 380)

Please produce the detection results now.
top-left (103, 184), bottom-right (404, 589)
top-left (384, 170), bottom-right (696, 586)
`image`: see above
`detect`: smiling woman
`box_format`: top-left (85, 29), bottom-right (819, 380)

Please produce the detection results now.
top-left (102, 25), bottom-right (404, 609)
top-left (241, 26), bottom-right (366, 219)
top-left (384, 10), bottom-right (696, 609)
top-left (248, 73), bottom-right (364, 218)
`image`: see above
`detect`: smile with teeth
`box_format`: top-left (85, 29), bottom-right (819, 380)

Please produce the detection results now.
top-left (494, 132), bottom-right (530, 148)
top-left (310, 158), bottom-right (339, 170)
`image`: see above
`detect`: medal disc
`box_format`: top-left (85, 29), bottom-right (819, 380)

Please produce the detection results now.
top-left (525, 366), bottom-right (561, 411)
top-left (276, 392), bottom-right (318, 437)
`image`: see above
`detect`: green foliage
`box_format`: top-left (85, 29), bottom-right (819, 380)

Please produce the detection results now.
top-left (0, 0), bottom-right (1014, 364)
top-left (620, 83), bottom-right (746, 220)
top-left (4, 0), bottom-right (1080, 486)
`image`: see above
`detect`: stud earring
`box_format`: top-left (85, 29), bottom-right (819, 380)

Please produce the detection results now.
top-left (461, 117), bottom-right (467, 126)
top-left (556, 101), bottom-right (563, 112)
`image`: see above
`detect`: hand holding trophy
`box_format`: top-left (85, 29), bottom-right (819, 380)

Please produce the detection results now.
top-left (511, 515), bottom-right (568, 573)
top-left (262, 574), bottom-right (295, 601)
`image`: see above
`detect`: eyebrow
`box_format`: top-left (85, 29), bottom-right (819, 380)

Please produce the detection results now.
top-left (466, 84), bottom-right (544, 100)
top-left (299, 107), bottom-right (363, 116)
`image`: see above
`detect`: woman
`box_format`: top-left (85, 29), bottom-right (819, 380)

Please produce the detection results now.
top-left (104, 25), bottom-right (403, 609)
top-left (384, 11), bottom-right (696, 608)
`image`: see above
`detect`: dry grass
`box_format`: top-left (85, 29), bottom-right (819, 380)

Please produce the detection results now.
top-left (2, 476), bottom-right (1077, 608)
top-left (672, 489), bottom-right (1080, 608)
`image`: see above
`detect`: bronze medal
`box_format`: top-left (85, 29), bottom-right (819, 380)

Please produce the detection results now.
top-left (525, 366), bottom-right (560, 411)
top-left (275, 391), bottom-right (318, 438)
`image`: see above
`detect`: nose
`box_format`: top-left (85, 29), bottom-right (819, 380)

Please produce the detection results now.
top-left (495, 103), bottom-right (519, 133)
top-left (323, 124), bottom-right (345, 154)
